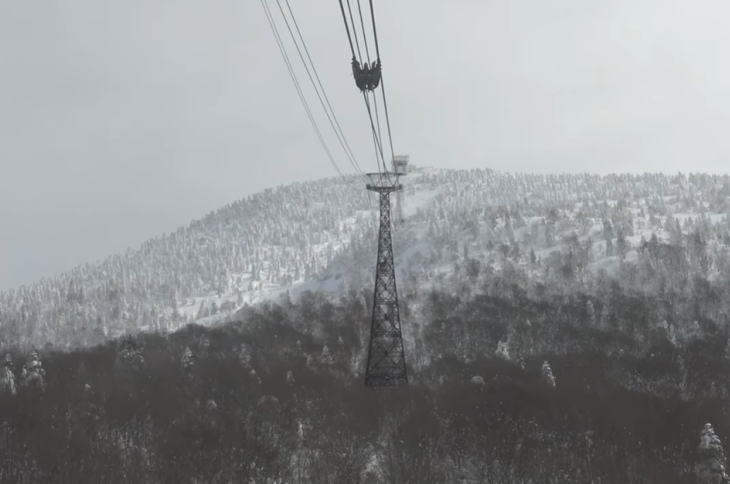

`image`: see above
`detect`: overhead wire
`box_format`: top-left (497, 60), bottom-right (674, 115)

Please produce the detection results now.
top-left (277, 0), bottom-right (365, 177)
top-left (343, 0), bottom-right (387, 175)
top-left (368, 0), bottom-right (382, 61)
top-left (366, 0), bottom-right (395, 166)
top-left (263, 0), bottom-right (374, 208)
top-left (337, 0), bottom-right (357, 60)
top-left (371, 92), bottom-right (385, 168)
top-left (355, 0), bottom-right (372, 63)
top-left (378, 77), bottom-right (396, 170)
top-left (355, 0), bottom-right (386, 174)
top-left (355, 0), bottom-right (393, 177)
top-left (336, 0), bottom-right (399, 188)
top-left (362, 92), bottom-right (386, 170)
top-left (366, 0), bottom-right (396, 168)
top-left (345, 0), bottom-right (364, 64)
top-left (368, 93), bottom-right (386, 173)
top-left (260, 0), bottom-right (345, 180)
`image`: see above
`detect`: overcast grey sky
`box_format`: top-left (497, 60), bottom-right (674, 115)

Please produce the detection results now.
top-left (2, 0), bottom-right (730, 289)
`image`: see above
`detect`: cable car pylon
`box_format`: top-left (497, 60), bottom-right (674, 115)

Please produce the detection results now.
top-left (364, 172), bottom-right (407, 387)
top-left (337, 0), bottom-right (408, 387)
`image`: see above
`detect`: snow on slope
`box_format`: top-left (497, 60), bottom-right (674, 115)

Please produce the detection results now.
top-left (2, 168), bottom-right (730, 349)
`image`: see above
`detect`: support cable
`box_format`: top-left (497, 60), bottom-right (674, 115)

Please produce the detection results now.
top-left (356, 0), bottom-right (373, 63)
top-left (274, 0), bottom-right (361, 176)
top-left (337, 0), bottom-right (357, 60)
top-left (281, 0), bottom-right (364, 175)
top-left (379, 79), bottom-right (396, 166)
top-left (367, 0), bottom-right (396, 165)
top-left (260, 0), bottom-right (345, 179)
top-left (338, 0), bottom-right (390, 177)
top-left (356, 0), bottom-right (385, 173)
top-left (345, 0), bottom-right (364, 63)
top-left (371, 87), bottom-right (385, 167)
top-left (368, 0), bottom-right (382, 60)
top-left (362, 91), bottom-right (386, 171)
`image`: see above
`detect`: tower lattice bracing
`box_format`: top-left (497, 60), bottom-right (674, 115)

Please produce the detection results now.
top-left (365, 173), bottom-right (407, 387)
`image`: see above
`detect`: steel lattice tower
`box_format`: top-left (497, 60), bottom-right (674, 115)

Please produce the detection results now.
top-left (365, 172), bottom-right (407, 387)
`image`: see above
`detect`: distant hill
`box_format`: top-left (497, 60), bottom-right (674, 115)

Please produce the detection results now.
top-left (2, 167), bottom-right (730, 349)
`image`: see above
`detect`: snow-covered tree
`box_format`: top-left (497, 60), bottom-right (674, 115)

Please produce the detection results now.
top-left (20, 350), bottom-right (46, 392)
top-left (2, 167), bottom-right (730, 355)
top-left (470, 375), bottom-right (485, 385)
top-left (0, 353), bottom-right (16, 396)
top-left (586, 300), bottom-right (596, 327)
top-left (181, 346), bottom-right (196, 373)
top-left (697, 423), bottom-right (729, 483)
top-left (115, 338), bottom-right (146, 373)
top-left (320, 345), bottom-right (335, 365)
top-left (237, 343), bottom-right (252, 368)
top-left (495, 339), bottom-right (510, 360)
top-left (541, 360), bottom-right (556, 388)
top-left (616, 229), bottom-right (629, 260)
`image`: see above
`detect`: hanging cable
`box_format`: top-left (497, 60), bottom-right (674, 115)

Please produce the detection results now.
top-left (367, 115), bottom-right (382, 171)
top-left (371, 87), bottom-right (385, 166)
top-left (260, 0), bottom-right (346, 179)
top-left (362, 92), bottom-right (386, 172)
top-left (350, 0), bottom-right (381, 178)
top-left (345, 0), bottom-right (364, 63)
top-left (356, 0), bottom-right (373, 63)
top-left (279, 0), bottom-right (364, 176)
top-left (367, 0), bottom-right (396, 165)
top-left (378, 79), bottom-right (396, 165)
top-left (355, 0), bottom-right (386, 173)
top-left (368, 0), bottom-right (382, 61)
top-left (337, 0), bottom-right (357, 60)
top-left (336, 0), bottom-right (398, 180)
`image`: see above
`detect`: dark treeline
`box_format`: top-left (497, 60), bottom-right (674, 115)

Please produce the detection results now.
top-left (2, 278), bottom-right (729, 483)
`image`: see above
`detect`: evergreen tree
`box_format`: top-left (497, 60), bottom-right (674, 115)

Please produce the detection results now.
top-left (541, 360), bottom-right (556, 388)
top-left (616, 229), bottom-right (629, 260)
top-left (181, 346), bottom-right (196, 374)
top-left (320, 345), bottom-right (335, 365)
top-left (0, 353), bottom-right (16, 396)
top-left (115, 338), bottom-right (146, 373)
top-left (697, 423), bottom-right (729, 483)
top-left (20, 350), bottom-right (46, 392)
top-left (237, 343), bottom-right (252, 368)
top-left (495, 339), bottom-right (511, 360)
top-left (586, 300), bottom-right (597, 327)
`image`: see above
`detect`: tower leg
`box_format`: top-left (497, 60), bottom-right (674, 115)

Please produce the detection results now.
top-left (365, 190), bottom-right (407, 387)
top-left (395, 189), bottom-right (404, 224)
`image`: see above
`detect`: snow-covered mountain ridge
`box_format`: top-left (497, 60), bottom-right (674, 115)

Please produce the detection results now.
top-left (2, 167), bottom-right (730, 349)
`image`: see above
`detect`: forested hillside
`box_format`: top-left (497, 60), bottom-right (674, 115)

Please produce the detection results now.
top-left (3, 168), bottom-right (730, 481)
top-left (2, 168), bottom-right (730, 351)
top-left (0, 178), bottom-right (374, 348)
